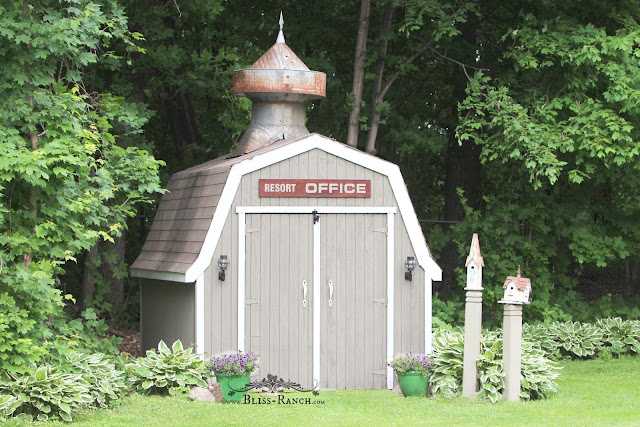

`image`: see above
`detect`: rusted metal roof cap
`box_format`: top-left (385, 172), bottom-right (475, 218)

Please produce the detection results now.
top-left (233, 13), bottom-right (326, 99)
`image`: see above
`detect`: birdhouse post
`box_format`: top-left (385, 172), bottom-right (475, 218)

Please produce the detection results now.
top-left (499, 266), bottom-right (531, 402)
top-left (462, 233), bottom-right (484, 398)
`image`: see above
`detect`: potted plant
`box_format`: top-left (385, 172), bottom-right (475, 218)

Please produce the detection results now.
top-left (208, 352), bottom-right (259, 402)
top-left (389, 353), bottom-right (433, 397)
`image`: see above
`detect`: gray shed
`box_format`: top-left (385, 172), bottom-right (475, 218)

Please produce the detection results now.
top-left (131, 21), bottom-right (442, 390)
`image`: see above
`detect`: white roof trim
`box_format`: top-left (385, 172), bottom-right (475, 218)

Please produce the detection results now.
top-left (134, 133), bottom-right (442, 282)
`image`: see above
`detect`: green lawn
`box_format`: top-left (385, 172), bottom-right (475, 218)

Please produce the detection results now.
top-left (11, 356), bottom-right (640, 426)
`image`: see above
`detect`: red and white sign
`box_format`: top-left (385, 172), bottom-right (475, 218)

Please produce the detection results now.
top-left (259, 179), bottom-right (371, 198)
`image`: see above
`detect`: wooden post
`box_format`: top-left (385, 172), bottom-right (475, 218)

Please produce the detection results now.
top-left (462, 290), bottom-right (483, 397)
top-left (501, 303), bottom-right (523, 402)
top-left (462, 233), bottom-right (483, 398)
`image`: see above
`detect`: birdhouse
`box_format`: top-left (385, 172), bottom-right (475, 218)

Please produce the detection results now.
top-left (464, 233), bottom-right (484, 290)
top-left (500, 266), bottom-right (531, 304)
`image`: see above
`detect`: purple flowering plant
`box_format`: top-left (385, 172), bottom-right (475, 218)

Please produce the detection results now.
top-left (389, 353), bottom-right (433, 377)
top-left (208, 351), bottom-right (259, 376)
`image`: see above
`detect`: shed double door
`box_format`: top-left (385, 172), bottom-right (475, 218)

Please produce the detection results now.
top-left (244, 212), bottom-right (387, 390)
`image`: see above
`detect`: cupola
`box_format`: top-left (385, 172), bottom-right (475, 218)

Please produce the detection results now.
top-left (232, 13), bottom-right (326, 155)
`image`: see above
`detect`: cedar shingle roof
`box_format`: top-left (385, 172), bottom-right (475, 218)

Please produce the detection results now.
top-left (131, 137), bottom-right (302, 275)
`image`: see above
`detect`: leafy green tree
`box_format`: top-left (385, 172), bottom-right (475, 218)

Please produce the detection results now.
top-left (453, 0), bottom-right (640, 324)
top-left (0, 0), bottom-right (163, 372)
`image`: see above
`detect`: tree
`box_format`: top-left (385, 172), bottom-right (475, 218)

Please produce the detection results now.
top-left (347, 0), bottom-right (371, 147)
top-left (0, 0), bottom-right (163, 371)
top-left (454, 0), bottom-right (640, 323)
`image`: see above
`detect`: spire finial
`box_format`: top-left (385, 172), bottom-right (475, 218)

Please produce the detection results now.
top-left (276, 12), bottom-right (285, 43)
top-left (517, 265), bottom-right (521, 277)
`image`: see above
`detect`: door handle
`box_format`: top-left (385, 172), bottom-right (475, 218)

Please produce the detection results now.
top-left (328, 280), bottom-right (333, 308)
top-left (302, 280), bottom-right (307, 308)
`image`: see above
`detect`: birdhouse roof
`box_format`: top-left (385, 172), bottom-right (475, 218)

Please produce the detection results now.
top-left (502, 266), bottom-right (531, 291)
top-left (465, 233), bottom-right (484, 267)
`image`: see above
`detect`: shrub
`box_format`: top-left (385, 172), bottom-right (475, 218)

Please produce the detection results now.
top-left (596, 318), bottom-right (640, 356)
top-left (127, 340), bottom-right (208, 395)
top-left (45, 308), bottom-right (123, 366)
top-left (389, 353), bottom-right (433, 377)
top-left (63, 351), bottom-right (128, 408)
top-left (208, 352), bottom-right (259, 376)
top-left (0, 365), bottom-right (93, 422)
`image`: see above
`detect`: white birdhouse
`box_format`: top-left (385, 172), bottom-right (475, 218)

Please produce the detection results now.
top-left (465, 233), bottom-right (484, 290)
top-left (500, 266), bottom-right (531, 304)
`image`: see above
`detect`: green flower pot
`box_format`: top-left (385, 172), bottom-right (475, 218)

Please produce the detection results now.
top-left (397, 371), bottom-right (430, 397)
top-left (215, 372), bottom-right (251, 402)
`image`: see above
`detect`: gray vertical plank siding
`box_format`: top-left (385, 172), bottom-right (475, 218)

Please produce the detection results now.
top-left (244, 213), bottom-right (314, 388)
top-left (141, 279), bottom-right (195, 352)
top-left (320, 213), bottom-right (386, 389)
top-left (201, 148), bottom-right (429, 389)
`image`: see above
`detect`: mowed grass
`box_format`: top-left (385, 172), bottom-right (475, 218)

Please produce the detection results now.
top-left (9, 356), bottom-right (640, 426)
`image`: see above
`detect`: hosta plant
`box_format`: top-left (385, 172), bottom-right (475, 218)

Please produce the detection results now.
top-left (530, 321), bottom-right (603, 359)
top-left (520, 341), bottom-right (562, 400)
top-left (596, 318), bottom-right (640, 356)
top-left (63, 351), bottom-right (128, 408)
top-left (523, 323), bottom-right (560, 357)
top-left (389, 353), bottom-right (433, 376)
top-left (430, 328), bottom-right (464, 398)
top-left (0, 395), bottom-right (21, 422)
top-left (476, 332), bottom-right (504, 403)
top-left (0, 364), bottom-right (93, 422)
top-left (208, 352), bottom-right (259, 376)
top-left (430, 328), bottom-right (561, 403)
top-left (127, 340), bottom-right (208, 395)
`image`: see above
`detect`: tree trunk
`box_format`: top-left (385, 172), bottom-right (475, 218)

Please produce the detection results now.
top-left (439, 15), bottom-right (483, 296)
top-left (22, 0), bottom-right (38, 268)
top-left (625, 258), bottom-right (638, 297)
top-left (346, 0), bottom-right (371, 148)
top-left (365, 3), bottom-right (393, 155)
top-left (167, 91), bottom-right (201, 163)
top-left (103, 234), bottom-right (126, 306)
top-left (81, 243), bottom-right (100, 311)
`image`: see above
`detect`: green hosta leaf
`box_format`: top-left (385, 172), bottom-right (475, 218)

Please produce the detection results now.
top-left (59, 410), bottom-right (72, 422)
top-left (35, 366), bottom-right (47, 381)
top-left (58, 401), bottom-right (71, 414)
top-left (172, 340), bottom-right (184, 353)
top-left (158, 340), bottom-right (170, 354)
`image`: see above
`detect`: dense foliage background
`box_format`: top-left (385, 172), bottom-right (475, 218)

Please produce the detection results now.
top-left (1, 0), bottom-right (639, 370)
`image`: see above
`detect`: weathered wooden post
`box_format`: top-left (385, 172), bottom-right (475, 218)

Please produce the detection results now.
top-left (499, 266), bottom-right (531, 402)
top-left (462, 233), bottom-right (483, 398)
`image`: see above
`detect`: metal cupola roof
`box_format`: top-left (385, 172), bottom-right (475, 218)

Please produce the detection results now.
top-left (231, 13), bottom-right (326, 155)
top-left (233, 12), bottom-right (326, 98)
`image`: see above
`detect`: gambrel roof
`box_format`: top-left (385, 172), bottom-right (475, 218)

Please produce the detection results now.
top-left (131, 133), bottom-right (442, 283)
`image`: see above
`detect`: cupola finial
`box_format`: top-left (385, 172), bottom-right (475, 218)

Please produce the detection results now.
top-left (276, 12), bottom-right (285, 43)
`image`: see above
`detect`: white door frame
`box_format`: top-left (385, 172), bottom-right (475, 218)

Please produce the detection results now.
top-left (236, 205), bottom-right (397, 389)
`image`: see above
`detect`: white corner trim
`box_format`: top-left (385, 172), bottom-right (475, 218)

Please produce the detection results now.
top-left (386, 213), bottom-right (395, 390)
top-left (237, 212), bottom-right (246, 353)
top-left (195, 274), bottom-right (204, 356)
top-left (172, 133), bottom-right (441, 283)
top-left (425, 272), bottom-right (432, 354)
top-left (313, 216), bottom-right (321, 388)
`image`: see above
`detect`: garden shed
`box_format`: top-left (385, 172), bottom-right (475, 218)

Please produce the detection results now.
top-left (131, 20), bottom-right (442, 390)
